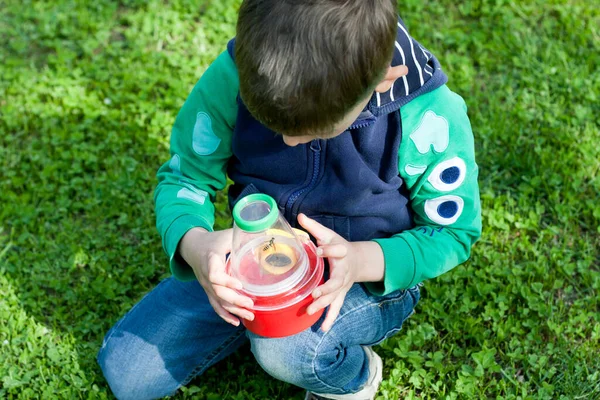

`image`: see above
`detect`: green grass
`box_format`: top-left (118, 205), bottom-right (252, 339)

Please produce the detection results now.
top-left (0, 0), bottom-right (598, 398)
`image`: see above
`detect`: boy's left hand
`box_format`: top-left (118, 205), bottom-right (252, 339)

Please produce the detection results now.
top-left (298, 213), bottom-right (383, 332)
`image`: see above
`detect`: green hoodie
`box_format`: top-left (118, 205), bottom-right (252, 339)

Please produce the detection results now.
top-left (155, 51), bottom-right (482, 295)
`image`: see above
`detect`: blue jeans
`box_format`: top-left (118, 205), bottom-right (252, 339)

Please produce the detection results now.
top-left (97, 277), bottom-right (420, 400)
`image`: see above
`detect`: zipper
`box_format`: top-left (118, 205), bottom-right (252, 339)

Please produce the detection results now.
top-left (285, 140), bottom-right (322, 215)
top-left (348, 110), bottom-right (376, 131)
top-left (348, 120), bottom-right (374, 130)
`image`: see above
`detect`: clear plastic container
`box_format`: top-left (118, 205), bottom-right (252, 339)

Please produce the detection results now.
top-left (227, 194), bottom-right (324, 337)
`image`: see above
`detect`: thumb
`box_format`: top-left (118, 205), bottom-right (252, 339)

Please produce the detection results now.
top-left (297, 214), bottom-right (339, 245)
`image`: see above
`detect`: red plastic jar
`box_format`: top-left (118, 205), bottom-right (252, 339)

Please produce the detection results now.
top-left (227, 239), bottom-right (324, 338)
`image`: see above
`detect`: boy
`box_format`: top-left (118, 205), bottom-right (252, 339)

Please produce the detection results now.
top-left (98, 1), bottom-right (482, 399)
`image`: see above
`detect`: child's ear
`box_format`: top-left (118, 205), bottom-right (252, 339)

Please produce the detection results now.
top-left (375, 65), bottom-right (409, 93)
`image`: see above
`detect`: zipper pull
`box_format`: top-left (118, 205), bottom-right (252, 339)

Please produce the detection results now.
top-left (310, 140), bottom-right (321, 152)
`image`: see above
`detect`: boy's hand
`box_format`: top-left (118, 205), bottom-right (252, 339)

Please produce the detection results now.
top-left (298, 214), bottom-right (384, 332)
top-left (179, 228), bottom-right (255, 326)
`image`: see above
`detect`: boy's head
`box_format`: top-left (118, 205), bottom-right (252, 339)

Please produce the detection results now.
top-left (236, 0), bottom-right (407, 146)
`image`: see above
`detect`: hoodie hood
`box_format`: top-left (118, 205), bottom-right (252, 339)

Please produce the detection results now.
top-left (368, 17), bottom-right (448, 117)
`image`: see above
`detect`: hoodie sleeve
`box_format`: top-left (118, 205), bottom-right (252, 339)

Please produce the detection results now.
top-left (366, 85), bottom-right (482, 295)
top-left (154, 51), bottom-right (239, 281)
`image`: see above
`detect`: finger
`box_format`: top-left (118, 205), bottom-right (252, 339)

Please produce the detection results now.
top-left (222, 301), bottom-right (255, 321)
top-left (297, 214), bottom-right (338, 245)
top-left (212, 274), bottom-right (243, 291)
top-left (207, 296), bottom-right (240, 326)
top-left (207, 253), bottom-right (243, 290)
top-left (321, 294), bottom-right (345, 332)
top-left (316, 243), bottom-right (348, 259)
top-left (213, 285), bottom-right (254, 309)
top-left (312, 264), bottom-right (347, 298)
top-left (312, 276), bottom-right (344, 299)
top-left (307, 289), bottom-right (341, 315)
top-left (208, 266), bottom-right (243, 290)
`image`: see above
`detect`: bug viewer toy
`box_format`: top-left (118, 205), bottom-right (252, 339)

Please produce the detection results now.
top-left (226, 194), bottom-right (325, 337)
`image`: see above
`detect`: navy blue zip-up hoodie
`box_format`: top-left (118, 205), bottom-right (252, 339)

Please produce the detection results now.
top-left (227, 19), bottom-right (448, 242)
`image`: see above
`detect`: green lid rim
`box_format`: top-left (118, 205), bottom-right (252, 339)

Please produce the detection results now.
top-left (232, 194), bottom-right (278, 232)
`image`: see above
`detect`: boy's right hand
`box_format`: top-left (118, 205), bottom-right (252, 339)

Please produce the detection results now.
top-left (178, 227), bottom-right (255, 326)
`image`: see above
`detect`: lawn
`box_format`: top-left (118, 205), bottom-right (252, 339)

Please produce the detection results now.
top-left (0, 0), bottom-right (598, 399)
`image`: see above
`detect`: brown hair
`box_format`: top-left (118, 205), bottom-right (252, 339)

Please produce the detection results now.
top-left (236, 0), bottom-right (397, 136)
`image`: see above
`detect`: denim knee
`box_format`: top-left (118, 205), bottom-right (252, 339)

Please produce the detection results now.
top-left (249, 332), bottom-right (316, 386)
top-left (97, 329), bottom-right (180, 400)
top-left (248, 328), bottom-right (365, 395)
top-left (247, 284), bottom-right (421, 393)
